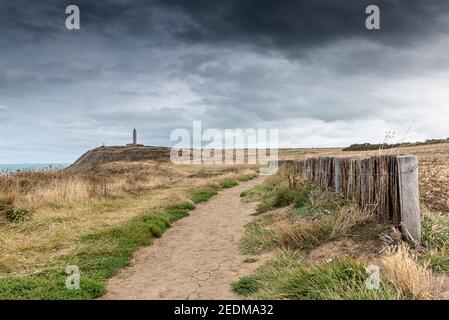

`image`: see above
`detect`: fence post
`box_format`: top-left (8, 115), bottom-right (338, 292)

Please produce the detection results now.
top-left (397, 155), bottom-right (421, 243)
top-left (334, 158), bottom-right (342, 193)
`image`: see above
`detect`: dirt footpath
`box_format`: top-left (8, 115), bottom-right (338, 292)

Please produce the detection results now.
top-left (101, 177), bottom-right (266, 300)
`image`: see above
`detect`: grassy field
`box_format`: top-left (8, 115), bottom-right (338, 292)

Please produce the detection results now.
top-left (234, 144), bottom-right (449, 300)
top-left (2, 142), bottom-right (449, 300)
top-left (0, 161), bottom-right (257, 299)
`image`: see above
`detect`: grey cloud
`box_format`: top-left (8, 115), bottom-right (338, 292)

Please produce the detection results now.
top-left (1, 1), bottom-right (449, 162)
top-left (0, 106), bottom-right (7, 121)
top-left (154, 0), bottom-right (449, 53)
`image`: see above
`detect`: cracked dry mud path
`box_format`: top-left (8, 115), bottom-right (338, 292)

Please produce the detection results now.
top-left (101, 177), bottom-right (266, 300)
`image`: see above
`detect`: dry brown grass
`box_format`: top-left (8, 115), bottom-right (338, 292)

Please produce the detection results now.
top-left (381, 244), bottom-right (432, 300)
top-left (277, 205), bottom-right (373, 250)
top-left (0, 161), bottom-right (258, 276)
top-left (18, 176), bottom-right (91, 208)
top-left (0, 161), bottom-right (190, 210)
top-left (330, 206), bottom-right (374, 238)
top-left (277, 219), bottom-right (330, 250)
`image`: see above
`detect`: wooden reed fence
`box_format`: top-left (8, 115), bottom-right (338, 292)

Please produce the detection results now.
top-left (275, 155), bottom-right (421, 242)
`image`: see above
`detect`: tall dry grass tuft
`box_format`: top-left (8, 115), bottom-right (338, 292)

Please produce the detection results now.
top-left (278, 219), bottom-right (331, 250)
top-left (18, 176), bottom-right (91, 208)
top-left (330, 206), bottom-right (373, 238)
top-left (278, 205), bottom-right (373, 250)
top-left (381, 244), bottom-right (432, 300)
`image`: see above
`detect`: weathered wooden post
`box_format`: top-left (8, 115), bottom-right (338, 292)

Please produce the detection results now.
top-left (397, 155), bottom-right (421, 243)
top-left (333, 158), bottom-right (341, 193)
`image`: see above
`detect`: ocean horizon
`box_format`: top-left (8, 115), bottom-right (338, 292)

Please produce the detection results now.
top-left (0, 163), bottom-right (70, 174)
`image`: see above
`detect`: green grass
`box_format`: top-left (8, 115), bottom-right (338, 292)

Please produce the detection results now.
top-left (420, 249), bottom-right (449, 272)
top-left (240, 220), bottom-right (278, 255)
top-left (238, 174), bottom-right (257, 182)
top-left (0, 208), bottom-right (190, 299)
top-left (240, 184), bottom-right (274, 202)
top-left (250, 181), bottom-right (351, 216)
top-left (422, 212), bottom-right (449, 249)
top-left (255, 185), bottom-right (313, 214)
top-left (235, 173), bottom-right (404, 300)
top-left (281, 259), bottom-right (404, 300)
top-left (188, 187), bottom-right (218, 203)
top-left (241, 180), bottom-right (372, 253)
top-left (0, 178), bottom-right (240, 299)
top-left (0, 198), bottom-right (13, 206)
top-left (167, 201), bottom-right (196, 211)
top-left (232, 251), bottom-right (406, 300)
top-left (255, 197), bottom-right (277, 214)
top-left (220, 178), bottom-right (238, 189)
top-left (4, 208), bottom-right (31, 223)
top-left (420, 212), bottom-right (449, 271)
top-left (232, 276), bottom-right (260, 296)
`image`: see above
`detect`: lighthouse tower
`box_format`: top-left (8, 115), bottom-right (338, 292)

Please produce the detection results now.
top-left (133, 128), bottom-right (137, 145)
top-left (127, 128), bottom-right (143, 146)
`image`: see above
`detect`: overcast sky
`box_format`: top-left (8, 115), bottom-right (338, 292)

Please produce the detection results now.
top-left (1, 0), bottom-right (449, 163)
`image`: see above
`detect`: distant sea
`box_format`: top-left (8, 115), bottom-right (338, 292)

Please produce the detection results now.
top-left (0, 163), bottom-right (70, 174)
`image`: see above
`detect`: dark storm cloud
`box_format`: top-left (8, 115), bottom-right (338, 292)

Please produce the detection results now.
top-left (153, 0), bottom-right (449, 54)
top-left (1, 1), bottom-right (449, 162)
top-left (2, 1), bottom-right (448, 50)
